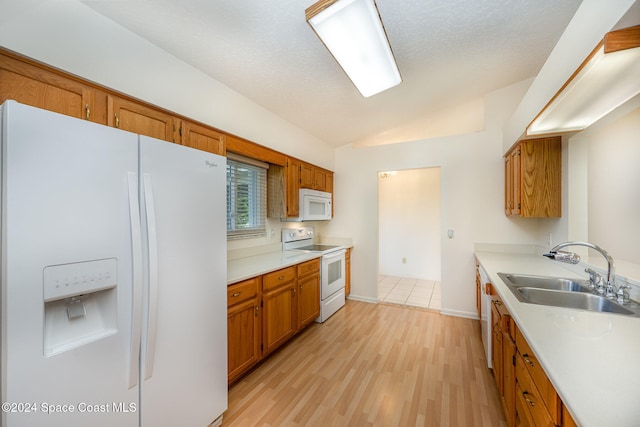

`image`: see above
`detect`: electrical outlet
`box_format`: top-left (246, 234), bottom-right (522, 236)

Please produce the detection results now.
top-left (547, 232), bottom-right (552, 246)
top-left (402, 257), bottom-right (406, 264)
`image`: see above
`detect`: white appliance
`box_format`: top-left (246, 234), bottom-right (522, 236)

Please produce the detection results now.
top-left (0, 101), bottom-right (227, 427)
top-left (479, 265), bottom-right (493, 369)
top-left (299, 189), bottom-right (332, 221)
top-left (282, 227), bottom-right (346, 322)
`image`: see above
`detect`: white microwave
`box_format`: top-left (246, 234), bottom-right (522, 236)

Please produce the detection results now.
top-left (298, 189), bottom-right (332, 221)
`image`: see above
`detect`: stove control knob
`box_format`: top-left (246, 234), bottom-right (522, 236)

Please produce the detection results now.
top-left (289, 232), bottom-right (295, 238)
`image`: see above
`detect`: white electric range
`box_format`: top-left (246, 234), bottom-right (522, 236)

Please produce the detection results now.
top-left (282, 227), bottom-right (346, 322)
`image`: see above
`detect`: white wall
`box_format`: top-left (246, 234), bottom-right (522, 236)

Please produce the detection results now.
top-left (378, 168), bottom-right (441, 280)
top-left (0, 0), bottom-right (334, 171)
top-left (563, 98), bottom-right (640, 265)
top-left (587, 107), bottom-right (640, 263)
top-left (325, 80), bottom-right (542, 316)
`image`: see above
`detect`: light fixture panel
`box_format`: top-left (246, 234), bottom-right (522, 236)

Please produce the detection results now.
top-left (307, 0), bottom-right (401, 97)
top-left (527, 26), bottom-right (640, 136)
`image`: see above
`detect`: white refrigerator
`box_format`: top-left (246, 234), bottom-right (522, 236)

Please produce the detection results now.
top-left (0, 101), bottom-right (227, 426)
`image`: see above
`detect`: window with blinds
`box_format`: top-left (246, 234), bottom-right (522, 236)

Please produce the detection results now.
top-left (226, 154), bottom-right (268, 239)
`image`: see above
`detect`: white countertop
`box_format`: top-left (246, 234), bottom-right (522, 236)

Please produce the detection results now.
top-left (227, 251), bottom-right (322, 285)
top-left (475, 250), bottom-right (640, 427)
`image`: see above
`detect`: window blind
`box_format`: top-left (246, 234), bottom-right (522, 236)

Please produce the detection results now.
top-left (226, 155), bottom-right (268, 239)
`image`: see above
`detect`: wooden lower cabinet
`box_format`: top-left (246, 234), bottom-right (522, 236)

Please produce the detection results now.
top-left (502, 317), bottom-right (517, 427)
top-left (491, 298), bottom-right (504, 396)
top-left (515, 328), bottom-right (562, 425)
top-left (488, 285), bottom-right (580, 427)
top-left (345, 248), bottom-right (351, 296)
top-left (515, 354), bottom-right (555, 427)
top-left (562, 405), bottom-right (579, 427)
top-left (297, 259), bottom-right (320, 329)
top-left (491, 291), bottom-right (516, 427)
top-left (228, 258), bottom-right (321, 383)
top-left (262, 266), bottom-right (297, 356)
top-left (227, 277), bottom-right (261, 384)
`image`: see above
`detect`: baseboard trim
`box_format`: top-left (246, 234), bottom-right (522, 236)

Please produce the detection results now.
top-left (440, 308), bottom-right (479, 320)
top-left (346, 294), bottom-right (378, 304)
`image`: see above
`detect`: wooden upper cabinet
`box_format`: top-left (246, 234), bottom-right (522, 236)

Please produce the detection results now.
top-left (504, 137), bottom-right (561, 218)
top-left (300, 161), bottom-right (332, 192)
top-left (180, 119), bottom-right (226, 156)
top-left (314, 167), bottom-right (327, 191)
top-left (286, 158), bottom-right (301, 218)
top-left (0, 51), bottom-right (106, 124)
top-left (300, 162), bottom-right (314, 189)
top-left (107, 95), bottom-right (177, 143)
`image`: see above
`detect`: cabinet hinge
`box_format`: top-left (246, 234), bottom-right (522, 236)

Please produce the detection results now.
top-left (512, 355), bottom-right (516, 366)
top-left (260, 343), bottom-right (263, 352)
top-left (179, 126), bottom-right (183, 136)
top-left (261, 300), bottom-right (264, 308)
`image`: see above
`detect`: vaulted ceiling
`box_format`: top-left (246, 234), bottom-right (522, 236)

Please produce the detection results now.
top-left (81, 0), bottom-right (582, 147)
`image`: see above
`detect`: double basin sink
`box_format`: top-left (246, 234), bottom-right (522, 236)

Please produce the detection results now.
top-left (497, 273), bottom-right (640, 317)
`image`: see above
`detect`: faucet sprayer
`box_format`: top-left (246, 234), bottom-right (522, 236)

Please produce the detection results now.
top-left (544, 241), bottom-right (617, 298)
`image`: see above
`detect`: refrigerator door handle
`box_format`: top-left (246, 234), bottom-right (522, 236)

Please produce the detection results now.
top-left (143, 173), bottom-right (159, 379)
top-left (127, 172), bottom-right (143, 389)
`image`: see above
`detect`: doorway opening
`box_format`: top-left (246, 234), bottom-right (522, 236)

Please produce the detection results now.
top-left (377, 167), bottom-right (442, 310)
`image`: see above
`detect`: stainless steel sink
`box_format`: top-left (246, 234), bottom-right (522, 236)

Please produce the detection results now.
top-left (498, 272), bottom-right (640, 317)
top-left (516, 287), bottom-right (635, 315)
top-left (498, 273), bottom-right (591, 292)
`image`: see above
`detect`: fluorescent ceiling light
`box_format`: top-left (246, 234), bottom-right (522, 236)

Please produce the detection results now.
top-left (306, 0), bottom-right (402, 97)
top-left (527, 26), bottom-right (640, 136)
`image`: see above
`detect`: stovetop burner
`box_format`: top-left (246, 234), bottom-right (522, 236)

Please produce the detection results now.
top-left (281, 227), bottom-right (344, 254)
top-left (295, 244), bottom-right (341, 252)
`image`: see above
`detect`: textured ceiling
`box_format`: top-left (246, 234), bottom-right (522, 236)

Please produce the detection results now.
top-left (81, 0), bottom-right (582, 147)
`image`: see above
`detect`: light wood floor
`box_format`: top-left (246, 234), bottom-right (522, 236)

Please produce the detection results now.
top-left (222, 300), bottom-right (506, 427)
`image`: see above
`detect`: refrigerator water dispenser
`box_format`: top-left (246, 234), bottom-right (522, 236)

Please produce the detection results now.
top-left (43, 258), bottom-right (118, 356)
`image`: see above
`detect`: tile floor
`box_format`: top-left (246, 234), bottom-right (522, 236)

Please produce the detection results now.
top-left (377, 275), bottom-right (441, 310)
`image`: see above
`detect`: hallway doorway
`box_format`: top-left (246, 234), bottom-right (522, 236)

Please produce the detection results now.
top-left (377, 167), bottom-right (442, 309)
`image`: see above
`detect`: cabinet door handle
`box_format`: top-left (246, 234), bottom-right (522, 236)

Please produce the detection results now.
top-left (85, 104), bottom-right (91, 120)
top-left (255, 306), bottom-right (259, 316)
top-left (278, 275), bottom-right (284, 281)
top-left (522, 391), bottom-right (535, 407)
top-left (522, 354), bottom-right (535, 367)
top-left (232, 292), bottom-right (241, 297)
top-left (115, 113), bottom-right (120, 128)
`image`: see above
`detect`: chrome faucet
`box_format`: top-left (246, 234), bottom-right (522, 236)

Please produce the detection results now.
top-left (544, 241), bottom-right (617, 298)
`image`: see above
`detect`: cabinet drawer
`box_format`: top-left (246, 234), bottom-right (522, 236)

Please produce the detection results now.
top-left (228, 278), bottom-right (259, 307)
top-left (515, 329), bottom-right (560, 424)
top-left (297, 258), bottom-right (320, 277)
top-left (516, 354), bottom-right (555, 427)
top-left (263, 266), bottom-right (296, 291)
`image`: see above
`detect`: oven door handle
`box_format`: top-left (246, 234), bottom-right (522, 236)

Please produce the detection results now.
top-left (322, 249), bottom-right (346, 261)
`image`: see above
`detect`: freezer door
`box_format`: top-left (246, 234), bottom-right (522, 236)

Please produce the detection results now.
top-left (138, 136), bottom-right (227, 426)
top-left (1, 101), bottom-right (139, 427)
